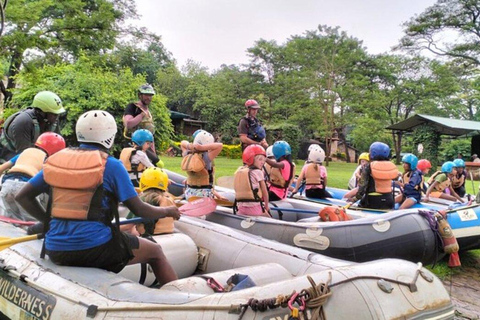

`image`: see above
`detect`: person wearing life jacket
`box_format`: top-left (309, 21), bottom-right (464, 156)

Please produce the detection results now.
top-left (292, 147), bottom-right (332, 199)
top-left (266, 141), bottom-right (295, 201)
top-left (234, 145), bottom-right (270, 217)
top-left (123, 84), bottom-right (159, 164)
top-left (125, 167), bottom-right (175, 237)
top-left (395, 154), bottom-right (423, 209)
top-left (0, 132), bottom-right (65, 222)
top-left (119, 129), bottom-right (155, 187)
top-left (238, 99), bottom-right (268, 151)
top-left (0, 91), bottom-right (65, 163)
top-left (15, 110), bottom-right (180, 287)
top-left (263, 145), bottom-right (275, 182)
top-left (180, 130), bottom-right (225, 200)
top-left (417, 159), bottom-right (432, 193)
top-left (347, 142), bottom-right (399, 210)
top-left (343, 152), bottom-right (370, 200)
top-left (425, 161), bottom-right (463, 202)
top-left (452, 158), bottom-right (467, 197)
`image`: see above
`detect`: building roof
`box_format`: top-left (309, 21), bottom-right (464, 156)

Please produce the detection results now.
top-left (386, 114), bottom-right (480, 136)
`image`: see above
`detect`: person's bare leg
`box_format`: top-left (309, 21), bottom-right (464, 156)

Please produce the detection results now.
top-left (343, 187), bottom-right (358, 200)
top-left (129, 238), bottom-right (178, 286)
top-left (399, 198), bottom-right (416, 210)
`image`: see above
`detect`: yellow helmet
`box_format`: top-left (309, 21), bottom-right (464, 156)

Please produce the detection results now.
top-left (358, 152), bottom-right (370, 164)
top-left (139, 167), bottom-right (168, 192)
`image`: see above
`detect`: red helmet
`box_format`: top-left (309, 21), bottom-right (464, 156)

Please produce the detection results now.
top-left (35, 132), bottom-right (66, 156)
top-left (417, 159), bottom-right (432, 171)
top-left (242, 144), bottom-right (266, 166)
top-left (245, 99), bottom-right (260, 109)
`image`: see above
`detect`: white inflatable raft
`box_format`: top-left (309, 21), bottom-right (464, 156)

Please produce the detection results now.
top-left (0, 217), bottom-right (454, 319)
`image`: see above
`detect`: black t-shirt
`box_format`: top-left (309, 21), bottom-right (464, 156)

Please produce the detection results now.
top-left (124, 102), bottom-right (143, 118)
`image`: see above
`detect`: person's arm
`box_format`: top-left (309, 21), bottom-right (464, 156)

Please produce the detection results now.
top-left (123, 196), bottom-right (180, 220)
top-left (0, 161), bottom-right (13, 175)
top-left (349, 165), bottom-right (370, 202)
top-left (137, 151), bottom-right (155, 168)
top-left (265, 158), bottom-right (284, 169)
top-left (292, 170), bottom-right (306, 193)
top-left (424, 181), bottom-right (438, 200)
top-left (239, 134), bottom-right (261, 146)
top-left (9, 114), bottom-right (35, 153)
top-left (192, 143), bottom-right (223, 161)
top-left (123, 104), bottom-right (144, 130)
top-left (259, 180), bottom-right (270, 215)
top-left (15, 183), bottom-right (48, 221)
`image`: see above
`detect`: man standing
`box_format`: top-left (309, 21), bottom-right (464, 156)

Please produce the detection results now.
top-left (237, 99), bottom-right (268, 150)
top-left (0, 91), bottom-right (65, 162)
top-left (473, 154), bottom-right (480, 163)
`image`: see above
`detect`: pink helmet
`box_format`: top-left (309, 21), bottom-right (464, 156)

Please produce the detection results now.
top-left (245, 99), bottom-right (260, 109)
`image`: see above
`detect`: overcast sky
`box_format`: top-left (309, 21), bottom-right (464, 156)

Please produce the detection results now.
top-left (133, 0), bottom-right (437, 71)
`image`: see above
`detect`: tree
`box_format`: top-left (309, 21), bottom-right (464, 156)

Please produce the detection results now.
top-left (399, 0), bottom-right (480, 66)
top-left (0, 0), bottom-right (136, 102)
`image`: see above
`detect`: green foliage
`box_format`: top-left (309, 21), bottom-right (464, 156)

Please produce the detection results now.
top-left (267, 123), bottom-right (303, 158)
top-left (10, 57), bottom-right (173, 155)
top-left (412, 125), bottom-right (441, 174)
top-left (440, 138), bottom-right (471, 162)
top-left (218, 144), bottom-right (242, 159)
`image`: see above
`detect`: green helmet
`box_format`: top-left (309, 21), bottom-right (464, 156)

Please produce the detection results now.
top-left (138, 84), bottom-right (155, 95)
top-left (32, 91), bottom-right (65, 114)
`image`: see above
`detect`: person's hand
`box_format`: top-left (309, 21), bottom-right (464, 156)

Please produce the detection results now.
top-left (261, 141), bottom-right (269, 149)
top-left (165, 206), bottom-right (181, 220)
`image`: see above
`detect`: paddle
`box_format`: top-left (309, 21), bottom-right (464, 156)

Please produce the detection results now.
top-left (0, 199), bottom-right (217, 251)
top-left (188, 196), bottom-right (234, 207)
top-left (0, 216), bottom-right (36, 226)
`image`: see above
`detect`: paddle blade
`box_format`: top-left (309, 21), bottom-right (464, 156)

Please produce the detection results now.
top-left (180, 197), bottom-right (217, 216)
top-left (188, 196), bottom-right (234, 207)
top-left (0, 216), bottom-right (36, 226)
top-left (0, 234), bottom-right (43, 251)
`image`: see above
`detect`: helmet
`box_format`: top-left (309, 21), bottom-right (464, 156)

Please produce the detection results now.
top-left (192, 129), bottom-right (204, 139)
top-left (245, 99), bottom-right (260, 109)
top-left (369, 142), bottom-right (390, 161)
top-left (242, 144), bottom-right (266, 166)
top-left (139, 167), bottom-right (168, 192)
top-left (358, 152), bottom-right (370, 164)
top-left (272, 141), bottom-right (291, 161)
top-left (308, 144), bottom-right (321, 152)
top-left (35, 132), bottom-right (66, 156)
top-left (453, 159), bottom-right (465, 168)
top-left (32, 91), bottom-right (65, 114)
top-left (193, 130), bottom-right (214, 145)
top-left (441, 161), bottom-right (455, 174)
top-left (266, 146), bottom-right (274, 158)
top-left (132, 129), bottom-right (153, 146)
top-left (76, 110), bottom-right (117, 149)
top-left (401, 153), bottom-right (418, 170)
top-left (417, 159), bottom-right (432, 171)
top-left (308, 148), bottom-right (325, 163)
top-left (138, 84), bottom-right (155, 95)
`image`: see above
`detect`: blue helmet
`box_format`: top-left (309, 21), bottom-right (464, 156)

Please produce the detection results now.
top-left (402, 153), bottom-right (418, 170)
top-left (132, 129), bottom-right (153, 146)
top-left (453, 159), bottom-right (465, 168)
top-left (441, 161), bottom-right (455, 173)
top-left (369, 142), bottom-right (390, 161)
top-left (272, 141), bottom-right (291, 161)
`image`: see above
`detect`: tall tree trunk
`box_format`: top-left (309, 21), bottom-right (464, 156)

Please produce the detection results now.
top-left (4, 49), bottom-right (24, 105)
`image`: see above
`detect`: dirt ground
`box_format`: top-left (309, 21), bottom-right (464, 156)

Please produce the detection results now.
top-left (443, 261), bottom-right (480, 320)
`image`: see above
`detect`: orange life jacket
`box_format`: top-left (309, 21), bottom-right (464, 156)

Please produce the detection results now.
top-left (304, 163), bottom-right (323, 185)
top-left (9, 147), bottom-right (46, 178)
top-left (43, 148), bottom-right (108, 221)
top-left (182, 152), bottom-right (213, 188)
top-left (137, 190), bottom-right (175, 235)
top-left (119, 147), bottom-right (145, 173)
top-left (234, 166), bottom-right (263, 202)
top-left (370, 161), bottom-right (399, 193)
top-left (269, 161), bottom-right (294, 189)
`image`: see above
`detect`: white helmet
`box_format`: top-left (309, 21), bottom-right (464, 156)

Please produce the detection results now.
top-left (266, 145), bottom-right (274, 158)
top-left (308, 148), bottom-right (325, 164)
top-left (76, 110), bottom-right (117, 149)
top-left (193, 130), bottom-right (214, 145)
top-left (308, 144), bottom-right (321, 152)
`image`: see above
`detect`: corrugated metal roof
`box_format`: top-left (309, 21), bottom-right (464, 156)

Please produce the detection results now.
top-left (169, 110), bottom-right (191, 119)
top-left (386, 114), bottom-right (480, 136)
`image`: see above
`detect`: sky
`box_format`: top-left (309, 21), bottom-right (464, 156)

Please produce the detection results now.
top-left (132, 0), bottom-right (438, 71)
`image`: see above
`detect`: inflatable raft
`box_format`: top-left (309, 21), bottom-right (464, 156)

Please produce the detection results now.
top-left (0, 217), bottom-right (455, 320)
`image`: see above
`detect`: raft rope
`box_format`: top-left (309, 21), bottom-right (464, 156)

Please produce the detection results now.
top-left (0, 259), bottom-right (427, 319)
top-left (417, 210), bottom-right (442, 266)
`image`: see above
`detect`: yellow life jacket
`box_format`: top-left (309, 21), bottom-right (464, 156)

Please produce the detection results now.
top-left (427, 171), bottom-right (451, 192)
top-left (119, 147), bottom-right (145, 173)
top-left (137, 191), bottom-right (175, 235)
top-left (182, 152), bottom-right (212, 188)
top-left (234, 166), bottom-right (263, 202)
top-left (452, 173), bottom-right (465, 189)
top-left (9, 148), bottom-right (47, 178)
top-left (269, 161), bottom-right (294, 189)
top-left (305, 163), bottom-right (323, 185)
top-left (44, 149), bottom-right (108, 221)
top-left (263, 163), bottom-right (273, 181)
top-left (370, 161), bottom-right (399, 193)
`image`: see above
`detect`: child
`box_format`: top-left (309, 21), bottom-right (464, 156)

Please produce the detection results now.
top-left (119, 129), bottom-right (155, 187)
top-left (425, 161), bottom-right (463, 202)
top-left (417, 159), bottom-right (432, 193)
top-left (292, 147), bottom-right (332, 199)
top-left (180, 130), bottom-right (225, 200)
top-left (126, 167), bottom-right (175, 237)
top-left (234, 144), bottom-right (270, 217)
top-left (265, 141), bottom-right (295, 201)
top-left (452, 159), bottom-right (467, 197)
top-left (0, 132), bottom-right (65, 221)
top-left (396, 154), bottom-right (422, 209)
top-left (348, 152), bottom-right (370, 190)
top-left (347, 142), bottom-right (399, 210)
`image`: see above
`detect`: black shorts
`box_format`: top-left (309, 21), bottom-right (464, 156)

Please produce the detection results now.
top-left (306, 188), bottom-right (333, 199)
top-left (47, 231), bottom-right (139, 273)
